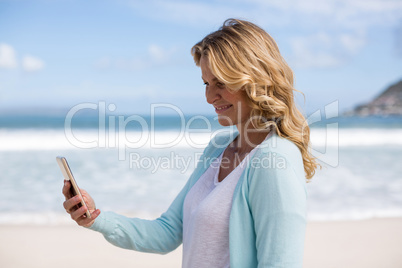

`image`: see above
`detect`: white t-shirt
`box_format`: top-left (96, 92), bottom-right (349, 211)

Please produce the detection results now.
top-left (182, 146), bottom-right (258, 268)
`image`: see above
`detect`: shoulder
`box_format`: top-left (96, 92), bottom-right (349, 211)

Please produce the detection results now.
top-left (253, 133), bottom-right (304, 175)
top-left (246, 133), bottom-right (306, 191)
top-left (258, 133), bottom-right (301, 158)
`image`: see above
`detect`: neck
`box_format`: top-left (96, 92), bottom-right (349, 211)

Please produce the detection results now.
top-left (231, 124), bottom-right (270, 154)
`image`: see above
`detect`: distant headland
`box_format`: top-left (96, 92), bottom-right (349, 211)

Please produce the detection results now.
top-left (344, 79), bottom-right (402, 116)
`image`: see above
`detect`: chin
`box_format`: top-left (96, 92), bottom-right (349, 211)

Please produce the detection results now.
top-left (217, 116), bottom-right (235, 127)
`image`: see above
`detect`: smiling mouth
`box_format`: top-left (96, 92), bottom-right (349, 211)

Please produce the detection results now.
top-left (214, 104), bottom-right (233, 114)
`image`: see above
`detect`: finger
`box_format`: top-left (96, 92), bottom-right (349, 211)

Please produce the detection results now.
top-left (70, 204), bottom-right (89, 221)
top-left (79, 189), bottom-right (93, 204)
top-left (63, 194), bottom-right (82, 211)
top-left (62, 180), bottom-right (73, 199)
top-left (77, 209), bottom-right (101, 227)
top-left (80, 189), bottom-right (89, 200)
top-left (80, 189), bottom-right (88, 196)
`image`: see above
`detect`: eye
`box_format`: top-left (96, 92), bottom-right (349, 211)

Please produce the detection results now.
top-left (216, 82), bottom-right (225, 89)
top-left (203, 82), bottom-right (209, 86)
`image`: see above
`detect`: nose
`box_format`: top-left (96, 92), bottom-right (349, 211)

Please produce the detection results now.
top-left (205, 85), bottom-right (221, 104)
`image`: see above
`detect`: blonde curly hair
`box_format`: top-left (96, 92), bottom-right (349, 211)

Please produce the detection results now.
top-left (191, 18), bottom-right (319, 180)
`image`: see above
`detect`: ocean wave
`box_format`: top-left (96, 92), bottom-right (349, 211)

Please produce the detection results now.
top-left (310, 128), bottom-right (402, 147)
top-left (1, 128), bottom-right (402, 151)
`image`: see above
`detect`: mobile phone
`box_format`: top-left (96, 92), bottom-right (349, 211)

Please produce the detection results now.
top-left (56, 156), bottom-right (91, 218)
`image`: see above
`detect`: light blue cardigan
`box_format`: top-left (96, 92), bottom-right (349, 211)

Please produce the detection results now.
top-left (89, 131), bottom-right (307, 267)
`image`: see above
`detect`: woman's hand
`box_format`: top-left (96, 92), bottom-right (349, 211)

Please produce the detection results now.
top-left (62, 180), bottom-right (101, 227)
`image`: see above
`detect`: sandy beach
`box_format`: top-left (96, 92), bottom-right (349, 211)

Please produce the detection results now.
top-left (0, 218), bottom-right (401, 268)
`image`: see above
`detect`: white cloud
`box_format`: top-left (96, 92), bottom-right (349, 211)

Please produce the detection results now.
top-left (125, 0), bottom-right (402, 69)
top-left (127, 0), bottom-right (402, 29)
top-left (128, 0), bottom-right (240, 27)
top-left (0, 43), bottom-right (18, 69)
top-left (149, 44), bottom-right (168, 62)
top-left (0, 44), bottom-right (45, 72)
top-left (289, 31), bottom-right (366, 68)
top-left (22, 55), bottom-right (45, 72)
top-left (243, 0), bottom-right (402, 18)
top-left (95, 44), bottom-right (175, 71)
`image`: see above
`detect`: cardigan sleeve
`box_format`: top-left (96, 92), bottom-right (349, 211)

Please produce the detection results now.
top-left (86, 137), bottom-right (222, 254)
top-left (87, 174), bottom-right (193, 254)
top-left (87, 171), bottom-right (198, 254)
top-left (248, 151), bottom-right (307, 268)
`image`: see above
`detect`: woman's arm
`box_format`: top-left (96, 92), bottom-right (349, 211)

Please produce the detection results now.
top-left (86, 175), bottom-right (195, 254)
top-left (248, 151), bottom-right (307, 268)
top-left (62, 135), bottom-right (224, 254)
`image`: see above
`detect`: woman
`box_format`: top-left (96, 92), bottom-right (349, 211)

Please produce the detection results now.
top-left (63, 18), bottom-right (318, 267)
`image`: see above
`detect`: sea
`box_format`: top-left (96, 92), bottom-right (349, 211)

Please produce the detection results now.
top-left (1, 112), bottom-right (402, 225)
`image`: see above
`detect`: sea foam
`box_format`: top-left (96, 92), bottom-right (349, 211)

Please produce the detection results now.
top-left (1, 128), bottom-right (402, 151)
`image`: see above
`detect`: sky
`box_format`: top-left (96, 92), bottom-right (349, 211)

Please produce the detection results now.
top-left (0, 0), bottom-right (401, 116)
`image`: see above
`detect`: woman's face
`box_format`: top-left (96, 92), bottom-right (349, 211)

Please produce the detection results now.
top-left (200, 56), bottom-right (252, 128)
